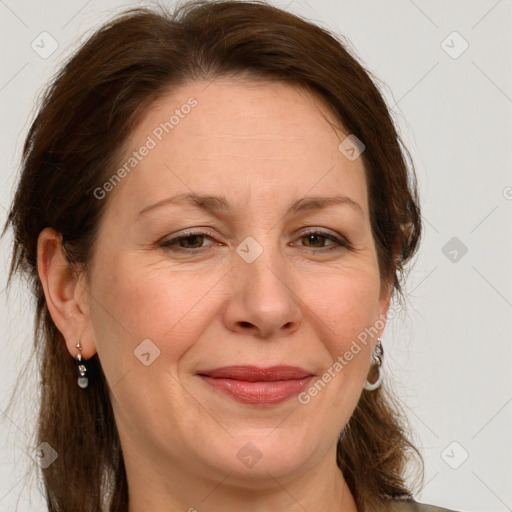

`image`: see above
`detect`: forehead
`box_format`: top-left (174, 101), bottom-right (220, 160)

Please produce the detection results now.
top-left (109, 78), bottom-right (368, 216)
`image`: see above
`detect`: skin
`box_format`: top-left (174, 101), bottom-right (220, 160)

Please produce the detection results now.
top-left (38, 78), bottom-right (392, 512)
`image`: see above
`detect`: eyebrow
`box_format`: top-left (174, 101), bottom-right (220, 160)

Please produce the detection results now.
top-left (136, 192), bottom-right (364, 219)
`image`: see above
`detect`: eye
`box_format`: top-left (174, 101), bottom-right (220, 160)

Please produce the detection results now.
top-left (159, 230), bottom-right (217, 253)
top-left (292, 229), bottom-right (351, 252)
top-left (172, 234), bottom-right (208, 249)
top-left (158, 228), bottom-right (352, 254)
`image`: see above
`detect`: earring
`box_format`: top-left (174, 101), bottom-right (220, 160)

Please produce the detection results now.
top-left (75, 341), bottom-right (89, 389)
top-left (363, 337), bottom-right (384, 391)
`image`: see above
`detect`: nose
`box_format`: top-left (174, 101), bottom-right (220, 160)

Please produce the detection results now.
top-left (222, 241), bottom-right (302, 339)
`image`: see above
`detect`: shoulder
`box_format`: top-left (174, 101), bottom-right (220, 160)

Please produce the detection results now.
top-left (376, 498), bottom-right (463, 512)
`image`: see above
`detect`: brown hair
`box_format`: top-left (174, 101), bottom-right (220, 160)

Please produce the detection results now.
top-left (2, 1), bottom-right (423, 510)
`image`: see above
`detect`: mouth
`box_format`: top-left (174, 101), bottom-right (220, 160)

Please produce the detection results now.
top-left (197, 365), bottom-right (314, 405)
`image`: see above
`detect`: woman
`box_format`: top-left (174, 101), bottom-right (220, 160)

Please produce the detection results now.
top-left (2, 1), bottom-right (461, 511)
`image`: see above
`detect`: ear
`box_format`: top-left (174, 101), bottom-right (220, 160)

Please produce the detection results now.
top-left (376, 246), bottom-right (400, 340)
top-left (37, 227), bottom-right (97, 359)
top-left (376, 278), bottom-right (392, 337)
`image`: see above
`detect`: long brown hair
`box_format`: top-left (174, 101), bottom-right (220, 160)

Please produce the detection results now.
top-left (2, 1), bottom-right (423, 510)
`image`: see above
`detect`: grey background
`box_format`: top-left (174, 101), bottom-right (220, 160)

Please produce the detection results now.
top-left (1, 1), bottom-right (511, 511)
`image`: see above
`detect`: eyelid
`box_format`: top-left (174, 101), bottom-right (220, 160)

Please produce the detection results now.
top-left (291, 227), bottom-right (351, 249)
top-left (159, 228), bottom-right (220, 248)
top-left (295, 227), bottom-right (344, 240)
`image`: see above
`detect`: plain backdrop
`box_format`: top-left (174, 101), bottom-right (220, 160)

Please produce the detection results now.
top-left (1, 1), bottom-right (511, 511)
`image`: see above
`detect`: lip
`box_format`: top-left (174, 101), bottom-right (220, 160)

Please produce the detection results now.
top-left (198, 365), bottom-right (314, 405)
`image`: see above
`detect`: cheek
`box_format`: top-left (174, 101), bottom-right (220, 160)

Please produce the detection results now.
top-left (87, 257), bottom-right (212, 427)
top-left (308, 266), bottom-right (383, 340)
top-left (305, 268), bottom-right (382, 391)
top-left (89, 254), bottom-right (225, 373)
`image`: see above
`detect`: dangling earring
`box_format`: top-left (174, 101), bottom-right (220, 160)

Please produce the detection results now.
top-left (363, 337), bottom-right (384, 391)
top-left (75, 340), bottom-right (89, 389)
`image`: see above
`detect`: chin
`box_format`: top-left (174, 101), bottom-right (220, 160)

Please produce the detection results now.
top-left (200, 430), bottom-right (319, 486)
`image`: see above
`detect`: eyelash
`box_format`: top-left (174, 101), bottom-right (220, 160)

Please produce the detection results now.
top-left (158, 228), bottom-right (352, 254)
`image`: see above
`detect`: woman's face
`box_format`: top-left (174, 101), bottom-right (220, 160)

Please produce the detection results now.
top-left (82, 78), bottom-right (391, 486)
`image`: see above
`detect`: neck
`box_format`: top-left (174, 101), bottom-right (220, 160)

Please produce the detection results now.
top-left (125, 445), bottom-right (359, 512)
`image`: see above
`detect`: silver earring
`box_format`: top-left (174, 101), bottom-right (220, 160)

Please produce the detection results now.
top-left (363, 337), bottom-right (383, 391)
top-left (75, 341), bottom-right (89, 389)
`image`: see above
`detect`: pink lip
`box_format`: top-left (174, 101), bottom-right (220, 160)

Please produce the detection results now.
top-left (198, 365), bottom-right (314, 405)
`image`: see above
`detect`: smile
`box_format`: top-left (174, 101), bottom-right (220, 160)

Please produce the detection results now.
top-left (198, 366), bottom-right (314, 405)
